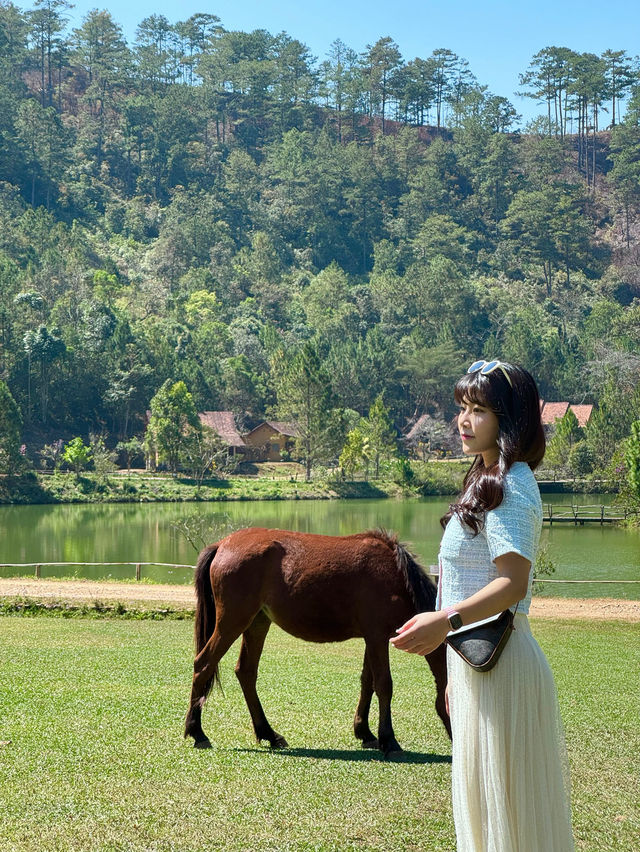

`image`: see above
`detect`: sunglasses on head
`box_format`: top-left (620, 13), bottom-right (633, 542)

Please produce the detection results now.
top-left (467, 359), bottom-right (513, 387)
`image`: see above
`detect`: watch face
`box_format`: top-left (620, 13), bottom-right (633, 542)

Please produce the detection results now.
top-left (448, 611), bottom-right (463, 631)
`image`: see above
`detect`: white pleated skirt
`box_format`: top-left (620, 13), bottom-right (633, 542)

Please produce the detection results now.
top-left (447, 614), bottom-right (574, 852)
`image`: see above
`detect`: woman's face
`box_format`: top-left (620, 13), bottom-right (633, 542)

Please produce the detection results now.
top-left (457, 396), bottom-right (500, 465)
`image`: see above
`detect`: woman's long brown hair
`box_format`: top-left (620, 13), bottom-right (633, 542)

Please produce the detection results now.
top-left (441, 363), bottom-right (545, 534)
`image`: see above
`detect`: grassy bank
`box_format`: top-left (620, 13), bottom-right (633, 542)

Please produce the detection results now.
top-left (0, 462), bottom-right (468, 505)
top-left (0, 616), bottom-right (637, 851)
top-left (0, 461), bottom-right (621, 506)
top-left (0, 596), bottom-right (195, 620)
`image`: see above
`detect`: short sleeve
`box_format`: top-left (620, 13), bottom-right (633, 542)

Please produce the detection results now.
top-left (482, 467), bottom-right (540, 565)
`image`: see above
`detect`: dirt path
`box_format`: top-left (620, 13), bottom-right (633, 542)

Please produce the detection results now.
top-left (1, 577), bottom-right (638, 621)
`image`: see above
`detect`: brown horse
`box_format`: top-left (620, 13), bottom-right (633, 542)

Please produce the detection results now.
top-left (184, 527), bottom-right (450, 756)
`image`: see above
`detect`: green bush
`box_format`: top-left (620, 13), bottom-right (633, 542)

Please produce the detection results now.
top-left (392, 457), bottom-right (415, 486)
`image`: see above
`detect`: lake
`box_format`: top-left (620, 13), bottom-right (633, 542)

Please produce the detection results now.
top-left (0, 494), bottom-right (638, 599)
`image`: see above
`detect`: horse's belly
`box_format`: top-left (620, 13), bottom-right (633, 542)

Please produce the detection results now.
top-left (262, 605), bottom-right (358, 643)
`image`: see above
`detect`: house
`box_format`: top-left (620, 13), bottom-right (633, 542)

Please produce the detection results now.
top-left (567, 405), bottom-right (593, 428)
top-left (198, 411), bottom-right (246, 456)
top-left (405, 414), bottom-right (431, 446)
top-left (540, 402), bottom-right (593, 433)
top-left (243, 421), bottom-right (300, 462)
top-left (404, 414), bottom-right (450, 459)
top-left (540, 402), bottom-right (569, 426)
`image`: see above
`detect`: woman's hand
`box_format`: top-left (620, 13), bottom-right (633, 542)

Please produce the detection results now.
top-left (390, 610), bottom-right (449, 656)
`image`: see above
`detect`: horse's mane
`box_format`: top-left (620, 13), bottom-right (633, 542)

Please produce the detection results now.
top-left (362, 528), bottom-right (438, 615)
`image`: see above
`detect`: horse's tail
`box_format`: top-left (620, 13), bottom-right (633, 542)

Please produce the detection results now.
top-left (392, 535), bottom-right (438, 615)
top-left (194, 542), bottom-right (221, 694)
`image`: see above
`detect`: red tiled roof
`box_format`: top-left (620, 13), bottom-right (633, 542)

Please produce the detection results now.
top-left (540, 402), bottom-right (593, 427)
top-left (541, 402), bottom-right (569, 425)
top-left (198, 411), bottom-right (245, 447)
top-left (569, 404), bottom-right (593, 428)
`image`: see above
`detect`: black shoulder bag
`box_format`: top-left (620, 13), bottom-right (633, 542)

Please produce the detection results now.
top-left (445, 606), bottom-right (517, 672)
top-left (439, 556), bottom-right (518, 672)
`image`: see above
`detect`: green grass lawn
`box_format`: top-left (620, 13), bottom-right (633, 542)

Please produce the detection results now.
top-left (0, 617), bottom-right (637, 851)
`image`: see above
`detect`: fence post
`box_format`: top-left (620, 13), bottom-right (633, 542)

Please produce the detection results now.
top-left (135, 563), bottom-right (141, 581)
top-left (35, 564), bottom-right (41, 579)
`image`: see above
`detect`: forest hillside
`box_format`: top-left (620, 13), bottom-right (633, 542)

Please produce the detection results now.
top-left (1, 3), bottom-right (639, 485)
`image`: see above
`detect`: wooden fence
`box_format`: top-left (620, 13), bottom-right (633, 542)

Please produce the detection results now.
top-left (0, 562), bottom-right (192, 580)
top-left (544, 504), bottom-right (635, 525)
top-left (0, 562), bottom-right (637, 587)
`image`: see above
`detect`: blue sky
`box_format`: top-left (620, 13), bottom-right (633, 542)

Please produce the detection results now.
top-left (61, 0), bottom-right (638, 126)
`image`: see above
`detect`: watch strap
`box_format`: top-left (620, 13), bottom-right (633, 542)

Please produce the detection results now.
top-left (445, 606), bottom-right (463, 631)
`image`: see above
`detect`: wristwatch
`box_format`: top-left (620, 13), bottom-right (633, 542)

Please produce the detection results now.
top-left (445, 607), bottom-right (463, 631)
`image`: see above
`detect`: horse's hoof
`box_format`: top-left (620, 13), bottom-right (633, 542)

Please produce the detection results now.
top-left (194, 737), bottom-right (212, 749)
top-left (384, 749), bottom-right (404, 761)
top-left (361, 738), bottom-right (380, 750)
top-left (271, 735), bottom-right (289, 749)
top-left (382, 741), bottom-right (404, 759)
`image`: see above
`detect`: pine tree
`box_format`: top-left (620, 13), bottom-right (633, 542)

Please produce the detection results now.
top-left (272, 342), bottom-right (344, 481)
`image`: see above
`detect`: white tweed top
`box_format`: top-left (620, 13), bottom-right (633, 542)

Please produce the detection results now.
top-left (438, 461), bottom-right (543, 615)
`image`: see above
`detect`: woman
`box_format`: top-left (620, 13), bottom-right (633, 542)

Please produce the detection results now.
top-left (391, 360), bottom-right (574, 852)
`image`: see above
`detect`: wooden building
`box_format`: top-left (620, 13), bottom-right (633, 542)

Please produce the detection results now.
top-left (198, 411), bottom-right (246, 456)
top-left (243, 421), bottom-right (300, 462)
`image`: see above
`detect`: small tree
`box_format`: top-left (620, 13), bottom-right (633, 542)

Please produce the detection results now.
top-left (623, 421), bottom-right (640, 510)
top-left (272, 342), bottom-right (345, 481)
top-left (145, 380), bottom-right (201, 473)
top-left (62, 437), bottom-right (92, 478)
top-left (40, 439), bottom-right (65, 471)
top-left (555, 408), bottom-right (582, 450)
top-left (362, 394), bottom-right (397, 478)
top-left (181, 426), bottom-right (228, 488)
top-left (545, 408), bottom-right (583, 477)
top-left (544, 431), bottom-right (570, 477)
top-left (0, 381), bottom-right (23, 474)
top-left (339, 428), bottom-right (372, 479)
top-left (568, 441), bottom-right (594, 479)
top-left (116, 436), bottom-right (145, 473)
top-left (393, 456), bottom-right (416, 487)
top-left (90, 434), bottom-right (117, 483)
top-left (533, 545), bottom-right (556, 595)
top-left (585, 380), bottom-right (636, 471)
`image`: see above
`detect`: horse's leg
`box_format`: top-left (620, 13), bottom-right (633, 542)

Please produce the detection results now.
top-left (365, 636), bottom-right (402, 757)
top-left (235, 611), bottom-right (288, 749)
top-left (185, 623), bottom-right (244, 749)
top-left (354, 648), bottom-right (378, 748)
top-left (425, 643), bottom-right (452, 740)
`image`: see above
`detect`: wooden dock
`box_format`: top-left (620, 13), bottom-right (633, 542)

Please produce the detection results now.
top-left (544, 504), bottom-right (631, 525)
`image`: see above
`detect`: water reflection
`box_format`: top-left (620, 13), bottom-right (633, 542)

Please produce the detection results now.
top-left (0, 496), bottom-right (637, 598)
